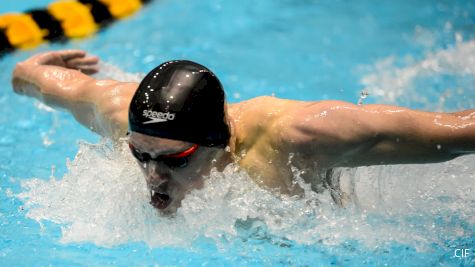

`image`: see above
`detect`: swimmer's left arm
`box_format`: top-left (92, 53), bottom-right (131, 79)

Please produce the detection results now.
top-left (273, 100), bottom-right (475, 168)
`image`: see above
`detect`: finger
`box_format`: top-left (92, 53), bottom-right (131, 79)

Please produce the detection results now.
top-left (56, 50), bottom-right (87, 61)
top-left (25, 50), bottom-right (79, 66)
top-left (77, 66), bottom-right (99, 75)
top-left (66, 56), bottom-right (99, 68)
top-left (25, 52), bottom-right (61, 65)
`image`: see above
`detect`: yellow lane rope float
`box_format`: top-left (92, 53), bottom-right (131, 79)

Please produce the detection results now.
top-left (0, 0), bottom-right (150, 54)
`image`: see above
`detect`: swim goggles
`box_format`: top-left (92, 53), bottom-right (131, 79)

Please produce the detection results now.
top-left (128, 143), bottom-right (199, 169)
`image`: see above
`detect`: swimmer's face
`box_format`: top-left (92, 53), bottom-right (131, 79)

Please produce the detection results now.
top-left (128, 131), bottom-right (222, 213)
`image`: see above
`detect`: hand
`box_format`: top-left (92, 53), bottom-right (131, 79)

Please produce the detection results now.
top-left (21, 49), bottom-right (99, 75)
top-left (12, 50), bottom-right (99, 98)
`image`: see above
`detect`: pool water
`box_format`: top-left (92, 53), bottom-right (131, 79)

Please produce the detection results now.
top-left (1, 0), bottom-right (475, 266)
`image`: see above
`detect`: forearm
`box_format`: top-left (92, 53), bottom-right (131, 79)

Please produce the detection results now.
top-left (12, 63), bottom-right (95, 108)
top-left (12, 62), bottom-right (118, 138)
top-left (366, 107), bottom-right (475, 165)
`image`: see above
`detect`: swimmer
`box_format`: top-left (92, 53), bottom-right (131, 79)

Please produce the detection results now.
top-left (12, 50), bottom-right (475, 213)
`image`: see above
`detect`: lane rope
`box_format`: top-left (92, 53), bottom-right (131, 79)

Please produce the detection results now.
top-left (0, 0), bottom-right (151, 55)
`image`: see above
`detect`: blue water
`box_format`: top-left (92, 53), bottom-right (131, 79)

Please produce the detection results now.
top-left (1, 0), bottom-right (475, 266)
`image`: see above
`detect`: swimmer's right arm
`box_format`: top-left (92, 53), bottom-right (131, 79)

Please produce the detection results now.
top-left (12, 50), bottom-right (137, 140)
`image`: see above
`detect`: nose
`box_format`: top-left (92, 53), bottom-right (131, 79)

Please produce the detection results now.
top-left (148, 172), bottom-right (169, 185)
top-left (146, 161), bottom-right (169, 185)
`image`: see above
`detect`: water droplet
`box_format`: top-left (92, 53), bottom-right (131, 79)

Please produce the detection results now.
top-left (357, 90), bottom-right (369, 105)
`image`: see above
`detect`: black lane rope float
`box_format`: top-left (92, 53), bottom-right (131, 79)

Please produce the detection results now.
top-left (0, 0), bottom-right (151, 55)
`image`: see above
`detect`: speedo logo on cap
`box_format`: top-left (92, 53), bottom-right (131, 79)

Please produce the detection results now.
top-left (142, 109), bottom-right (175, 124)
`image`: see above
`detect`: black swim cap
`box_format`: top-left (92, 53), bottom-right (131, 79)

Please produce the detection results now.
top-left (129, 60), bottom-right (230, 147)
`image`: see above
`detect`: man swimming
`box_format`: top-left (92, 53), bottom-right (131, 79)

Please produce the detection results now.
top-left (12, 50), bottom-right (475, 213)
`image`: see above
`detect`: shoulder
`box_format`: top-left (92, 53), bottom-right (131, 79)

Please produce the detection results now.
top-left (227, 96), bottom-right (296, 157)
top-left (229, 96), bottom-right (305, 120)
top-left (229, 96), bottom-right (295, 112)
top-left (229, 97), bottom-right (353, 138)
top-left (228, 96), bottom-right (303, 141)
top-left (269, 100), bottom-right (353, 133)
top-left (267, 100), bottom-right (362, 152)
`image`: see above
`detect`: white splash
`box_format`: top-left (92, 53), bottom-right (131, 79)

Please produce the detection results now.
top-left (360, 39), bottom-right (475, 110)
top-left (16, 139), bottom-right (475, 251)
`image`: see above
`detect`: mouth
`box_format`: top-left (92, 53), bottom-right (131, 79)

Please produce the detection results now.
top-left (150, 187), bottom-right (172, 210)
